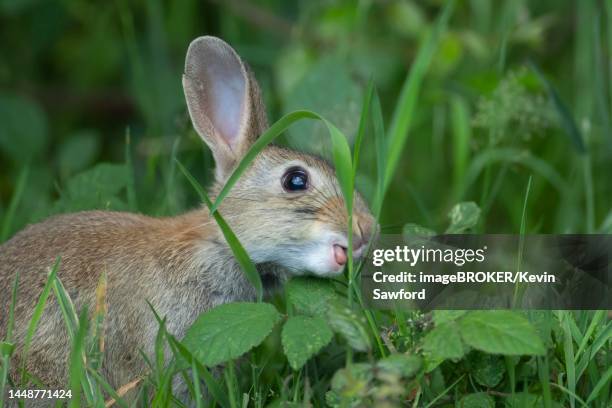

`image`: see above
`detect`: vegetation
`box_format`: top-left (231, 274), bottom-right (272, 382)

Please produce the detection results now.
top-left (1, 0), bottom-right (611, 407)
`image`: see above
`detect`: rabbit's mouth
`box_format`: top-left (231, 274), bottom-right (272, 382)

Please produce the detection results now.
top-left (331, 242), bottom-right (368, 269)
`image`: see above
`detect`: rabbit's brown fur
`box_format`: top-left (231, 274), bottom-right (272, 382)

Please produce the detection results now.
top-left (0, 37), bottom-right (375, 403)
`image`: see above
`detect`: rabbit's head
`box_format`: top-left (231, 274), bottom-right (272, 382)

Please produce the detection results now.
top-left (183, 36), bottom-right (375, 277)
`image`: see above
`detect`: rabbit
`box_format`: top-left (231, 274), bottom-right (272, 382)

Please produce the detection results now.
top-left (0, 36), bottom-right (375, 405)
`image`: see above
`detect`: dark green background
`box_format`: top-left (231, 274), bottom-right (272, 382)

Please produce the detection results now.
top-left (0, 0), bottom-right (610, 238)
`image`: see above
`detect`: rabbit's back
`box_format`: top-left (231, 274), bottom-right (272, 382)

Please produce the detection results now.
top-left (0, 210), bottom-right (252, 389)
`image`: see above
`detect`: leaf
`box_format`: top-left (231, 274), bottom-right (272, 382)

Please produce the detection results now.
top-left (423, 322), bottom-right (465, 360)
top-left (58, 130), bottom-right (101, 177)
top-left (455, 392), bottom-right (495, 408)
top-left (377, 354), bottom-right (422, 378)
top-left (52, 163), bottom-right (129, 213)
top-left (282, 56), bottom-right (362, 156)
top-left (182, 302), bottom-right (281, 366)
top-left (0, 341), bottom-right (14, 357)
top-left (471, 353), bottom-right (505, 387)
top-left (0, 94), bottom-right (47, 162)
top-left (446, 201), bottom-right (481, 233)
top-left (326, 302), bottom-right (371, 352)
top-left (504, 393), bottom-right (548, 408)
top-left (281, 316), bottom-right (333, 370)
top-left (286, 277), bottom-right (342, 316)
top-left (458, 311), bottom-right (545, 355)
top-left (523, 310), bottom-right (553, 347)
top-left (402, 223), bottom-right (436, 237)
top-left (433, 310), bottom-right (467, 326)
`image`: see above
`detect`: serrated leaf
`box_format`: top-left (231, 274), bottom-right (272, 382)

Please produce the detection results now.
top-left (377, 354), bottom-right (422, 378)
top-left (455, 392), bottom-right (494, 408)
top-left (282, 316), bottom-right (333, 370)
top-left (423, 322), bottom-right (465, 360)
top-left (326, 303), bottom-right (371, 352)
top-left (286, 277), bottom-right (342, 316)
top-left (182, 302), bottom-right (281, 366)
top-left (459, 311), bottom-right (545, 355)
top-left (446, 201), bottom-right (481, 233)
top-left (471, 353), bottom-right (504, 387)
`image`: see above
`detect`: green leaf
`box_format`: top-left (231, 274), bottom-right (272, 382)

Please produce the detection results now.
top-left (471, 353), bottom-right (505, 388)
top-left (282, 55), bottom-right (362, 156)
top-left (455, 392), bottom-right (495, 408)
top-left (504, 393), bottom-right (549, 408)
top-left (0, 94), bottom-right (47, 162)
top-left (377, 354), bottom-right (422, 378)
top-left (58, 130), bottom-right (101, 177)
top-left (326, 302), bottom-right (371, 352)
top-left (0, 342), bottom-right (14, 357)
top-left (282, 316), bottom-right (333, 370)
top-left (523, 310), bottom-right (553, 347)
top-left (52, 163), bottom-right (129, 213)
top-left (402, 223), bottom-right (436, 237)
top-left (423, 322), bottom-right (465, 360)
top-left (182, 302), bottom-right (281, 366)
top-left (446, 201), bottom-right (481, 233)
top-left (458, 311), bottom-right (546, 355)
top-left (286, 277), bottom-right (342, 316)
top-left (433, 310), bottom-right (467, 326)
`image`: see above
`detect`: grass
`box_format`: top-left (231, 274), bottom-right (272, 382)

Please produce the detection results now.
top-left (1, 0), bottom-right (611, 407)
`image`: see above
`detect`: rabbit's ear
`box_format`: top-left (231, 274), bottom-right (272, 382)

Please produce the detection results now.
top-left (183, 36), bottom-right (268, 181)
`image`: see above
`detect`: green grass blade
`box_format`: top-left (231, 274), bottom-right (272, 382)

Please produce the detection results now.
top-left (529, 60), bottom-right (586, 153)
top-left (52, 274), bottom-right (97, 405)
top-left (574, 310), bottom-right (605, 361)
top-left (52, 276), bottom-right (79, 341)
top-left (191, 359), bottom-right (203, 408)
top-left (371, 86), bottom-right (387, 218)
top-left (463, 147), bottom-right (569, 195)
top-left (450, 96), bottom-right (471, 200)
top-left (0, 272), bottom-right (20, 405)
top-left (125, 127), bottom-right (138, 211)
top-left (513, 175), bottom-right (532, 307)
top-left (168, 335), bottom-right (229, 408)
top-left (352, 79), bottom-right (374, 179)
top-left (560, 312), bottom-right (576, 408)
top-left (20, 257), bottom-right (61, 384)
top-left (176, 159), bottom-right (263, 302)
top-left (87, 368), bottom-right (130, 408)
top-left (383, 0), bottom-right (455, 196)
top-left (549, 382), bottom-right (589, 408)
top-left (1, 164), bottom-right (29, 243)
top-left (585, 365), bottom-right (612, 405)
top-left (68, 308), bottom-right (89, 408)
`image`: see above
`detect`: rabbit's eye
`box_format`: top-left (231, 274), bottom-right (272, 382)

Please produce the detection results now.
top-left (282, 167), bottom-right (309, 192)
